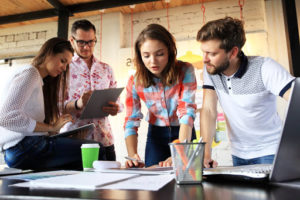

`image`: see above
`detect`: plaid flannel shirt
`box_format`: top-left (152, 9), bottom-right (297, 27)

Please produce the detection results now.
top-left (124, 61), bottom-right (197, 138)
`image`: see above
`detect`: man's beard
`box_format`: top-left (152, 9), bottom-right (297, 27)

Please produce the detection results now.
top-left (78, 53), bottom-right (90, 60)
top-left (206, 59), bottom-right (230, 75)
top-left (77, 49), bottom-right (92, 60)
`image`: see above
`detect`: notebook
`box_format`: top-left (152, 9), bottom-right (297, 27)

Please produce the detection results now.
top-left (204, 78), bottom-right (300, 182)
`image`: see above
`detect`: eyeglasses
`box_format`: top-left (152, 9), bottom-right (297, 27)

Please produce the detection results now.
top-left (72, 37), bottom-right (97, 47)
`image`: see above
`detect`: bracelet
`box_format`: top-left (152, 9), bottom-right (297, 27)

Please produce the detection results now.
top-left (75, 99), bottom-right (80, 110)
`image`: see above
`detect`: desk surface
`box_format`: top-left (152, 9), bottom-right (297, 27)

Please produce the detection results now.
top-left (0, 178), bottom-right (300, 200)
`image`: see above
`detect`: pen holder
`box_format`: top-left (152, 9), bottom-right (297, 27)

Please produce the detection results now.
top-left (169, 142), bottom-right (205, 184)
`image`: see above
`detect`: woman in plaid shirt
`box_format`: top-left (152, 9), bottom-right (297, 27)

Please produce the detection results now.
top-left (124, 24), bottom-right (197, 167)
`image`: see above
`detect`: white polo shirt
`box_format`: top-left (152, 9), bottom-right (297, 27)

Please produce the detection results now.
top-left (203, 54), bottom-right (295, 159)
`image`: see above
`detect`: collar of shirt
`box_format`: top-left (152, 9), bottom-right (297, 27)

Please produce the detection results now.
top-left (233, 51), bottom-right (248, 78)
top-left (72, 53), bottom-right (98, 64)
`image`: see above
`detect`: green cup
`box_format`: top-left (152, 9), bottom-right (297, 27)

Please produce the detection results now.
top-left (81, 144), bottom-right (100, 171)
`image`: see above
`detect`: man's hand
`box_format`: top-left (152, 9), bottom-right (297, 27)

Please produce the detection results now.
top-left (203, 156), bottom-right (218, 168)
top-left (77, 91), bottom-right (93, 109)
top-left (102, 101), bottom-right (119, 116)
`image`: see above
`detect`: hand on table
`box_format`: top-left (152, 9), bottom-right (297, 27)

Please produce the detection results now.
top-left (203, 157), bottom-right (218, 168)
top-left (159, 157), bottom-right (173, 167)
top-left (125, 154), bottom-right (145, 168)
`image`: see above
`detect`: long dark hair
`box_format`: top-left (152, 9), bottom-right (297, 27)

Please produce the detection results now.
top-left (32, 37), bottom-right (74, 124)
top-left (134, 23), bottom-right (179, 87)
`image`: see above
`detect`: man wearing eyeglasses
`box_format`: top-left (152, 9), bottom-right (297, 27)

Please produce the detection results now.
top-left (63, 19), bottom-right (123, 161)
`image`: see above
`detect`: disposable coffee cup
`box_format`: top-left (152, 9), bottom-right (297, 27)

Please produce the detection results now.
top-left (81, 143), bottom-right (100, 171)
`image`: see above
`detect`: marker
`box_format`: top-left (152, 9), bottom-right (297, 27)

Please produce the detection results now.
top-left (124, 156), bottom-right (144, 164)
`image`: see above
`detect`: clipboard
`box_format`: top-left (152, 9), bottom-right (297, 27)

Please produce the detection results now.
top-left (51, 123), bottom-right (95, 138)
top-left (80, 88), bottom-right (124, 119)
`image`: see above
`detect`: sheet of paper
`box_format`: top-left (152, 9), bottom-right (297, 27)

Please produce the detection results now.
top-left (0, 166), bottom-right (27, 176)
top-left (100, 174), bottom-right (175, 191)
top-left (2, 170), bottom-right (79, 181)
top-left (80, 88), bottom-right (124, 119)
top-left (12, 172), bottom-right (139, 190)
top-left (97, 167), bottom-right (174, 175)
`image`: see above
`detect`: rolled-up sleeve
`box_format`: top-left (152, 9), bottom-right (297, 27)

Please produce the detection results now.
top-left (124, 76), bottom-right (144, 138)
top-left (177, 64), bottom-right (197, 127)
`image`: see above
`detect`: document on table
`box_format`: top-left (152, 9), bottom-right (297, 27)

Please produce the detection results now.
top-left (100, 174), bottom-right (175, 191)
top-left (0, 167), bottom-right (29, 176)
top-left (11, 172), bottom-right (139, 190)
top-left (97, 167), bottom-right (174, 175)
top-left (12, 173), bottom-right (175, 191)
top-left (2, 170), bottom-right (79, 181)
top-left (80, 88), bottom-right (124, 119)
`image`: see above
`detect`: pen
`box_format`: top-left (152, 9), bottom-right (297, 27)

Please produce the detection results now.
top-left (125, 156), bottom-right (144, 163)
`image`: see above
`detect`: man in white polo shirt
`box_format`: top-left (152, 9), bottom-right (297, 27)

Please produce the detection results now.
top-left (197, 17), bottom-right (295, 168)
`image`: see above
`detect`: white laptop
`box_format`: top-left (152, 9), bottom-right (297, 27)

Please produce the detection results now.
top-left (204, 77), bottom-right (300, 182)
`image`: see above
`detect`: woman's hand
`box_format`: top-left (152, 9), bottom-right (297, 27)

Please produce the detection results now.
top-left (51, 114), bottom-right (73, 132)
top-left (125, 154), bottom-right (145, 168)
top-left (159, 157), bottom-right (173, 167)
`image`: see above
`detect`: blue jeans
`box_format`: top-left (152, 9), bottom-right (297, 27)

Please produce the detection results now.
top-left (232, 154), bottom-right (275, 166)
top-left (104, 145), bottom-right (116, 161)
top-left (145, 124), bottom-right (196, 167)
top-left (4, 136), bottom-right (106, 170)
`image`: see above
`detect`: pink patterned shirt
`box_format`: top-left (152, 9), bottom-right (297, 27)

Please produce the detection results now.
top-left (64, 54), bottom-right (122, 146)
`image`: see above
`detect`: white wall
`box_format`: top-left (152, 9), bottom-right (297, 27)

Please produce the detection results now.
top-left (0, 0), bottom-right (292, 166)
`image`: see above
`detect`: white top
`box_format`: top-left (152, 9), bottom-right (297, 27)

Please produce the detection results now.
top-left (0, 65), bottom-right (46, 151)
top-left (203, 56), bottom-right (295, 159)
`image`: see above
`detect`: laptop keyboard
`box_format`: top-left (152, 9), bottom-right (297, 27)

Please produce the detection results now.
top-left (242, 164), bottom-right (272, 174)
top-left (203, 164), bottom-right (273, 179)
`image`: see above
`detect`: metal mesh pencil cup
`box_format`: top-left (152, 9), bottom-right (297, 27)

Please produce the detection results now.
top-left (169, 142), bottom-right (205, 184)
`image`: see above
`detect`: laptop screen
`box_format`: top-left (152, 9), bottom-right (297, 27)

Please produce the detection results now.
top-left (270, 78), bottom-right (300, 182)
